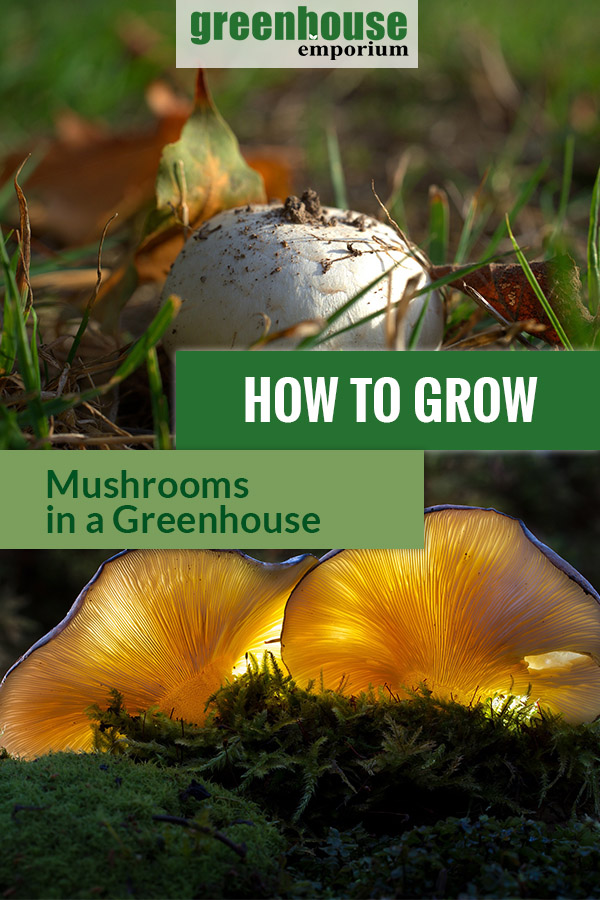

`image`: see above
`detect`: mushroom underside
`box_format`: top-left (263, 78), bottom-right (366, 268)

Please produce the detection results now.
top-left (0, 549), bottom-right (316, 758)
top-left (281, 509), bottom-right (600, 722)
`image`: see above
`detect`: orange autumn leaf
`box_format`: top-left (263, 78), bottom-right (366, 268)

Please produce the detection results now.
top-left (0, 101), bottom-right (187, 246)
top-left (0, 78), bottom-right (294, 252)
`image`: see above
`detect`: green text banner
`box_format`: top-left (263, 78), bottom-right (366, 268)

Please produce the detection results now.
top-left (0, 450), bottom-right (423, 550)
top-left (176, 350), bottom-right (600, 450)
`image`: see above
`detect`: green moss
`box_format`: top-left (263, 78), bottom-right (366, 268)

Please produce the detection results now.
top-left (88, 657), bottom-right (600, 831)
top-left (5, 658), bottom-right (600, 898)
top-left (0, 753), bottom-right (284, 899)
top-left (286, 816), bottom-right (600, 899)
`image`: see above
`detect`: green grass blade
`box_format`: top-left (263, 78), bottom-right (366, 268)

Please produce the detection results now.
top-left (326, 126), bottom-right (348, 210)
top-left (454, 169), bottom-right (490, 265)
top-left (0, 406), bottom-right (28, 449)
top-left (587, 166), bottom-right (600, 314)
top-left (428, 186), bottom-right (449, 266)
top-left (0, 230), bottom-right (49, 441)
top-left (506, 217), bottom-right (573, 350)
top-left (0, 264), bottom-right (18, 377)
top-left (306, 257), bottom-right (506, 349)
top-left (557, 134), bottom-right (575, 228)
top-left (28, 307), bottom-right (42, 392)
top-left (484, 160), bottom-right (549, 259)
top-left (454, 196), bottom-right (479, 266)
top-left (65, 215), bottom-right (116, 367)
top-left (17, 296), bottom-right (181, 427)
top-left (0, 292), bottom-right (17, 374)
top-left (546, 134), bottom-right (575, 255)
top-left (0, 232), bottom-right (19, 374)
top-left (147, 347), bottom-right (172, 450)
top-left (8, 286), bottom-right (37, 391)
top-left (65, 301), bottom-right (94, 367)
top-left (406, 292), bottom-right (433, 350)
top-left (0, 230), bottom-right (21, 304)
top-left (13, 303), bottom-right (49, 441)
top-left (112, 295), bottom-right (181, 383)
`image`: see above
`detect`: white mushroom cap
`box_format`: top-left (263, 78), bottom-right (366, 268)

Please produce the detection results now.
top-left (162, 198), bottom-right (444, 354)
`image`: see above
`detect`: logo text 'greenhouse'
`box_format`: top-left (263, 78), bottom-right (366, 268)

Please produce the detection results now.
top-left (176, 1), bottom-right (418, 68)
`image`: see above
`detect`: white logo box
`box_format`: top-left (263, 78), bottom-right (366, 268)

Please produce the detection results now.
top-left (176, 0), bottom-right (418, 68)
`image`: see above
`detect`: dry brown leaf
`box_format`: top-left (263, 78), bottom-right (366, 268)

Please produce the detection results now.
top-left (432, 259), bottom-right (592, 346)
top-left (0, 101), bottom-right (186, 245)
top-left (1, 80), bottom-right (297, 249)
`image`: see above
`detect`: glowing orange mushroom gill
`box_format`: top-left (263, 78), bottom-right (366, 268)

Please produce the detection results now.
top-left (281, 507), bottom-right (600, 722)
top-left (0, 549), bottom-right (316, 758)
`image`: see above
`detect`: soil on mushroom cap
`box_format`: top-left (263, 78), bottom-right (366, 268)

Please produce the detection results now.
top-left (281, 189), bottom-right (373, 232)
top-left (283, 188), bottom-right (323, 224)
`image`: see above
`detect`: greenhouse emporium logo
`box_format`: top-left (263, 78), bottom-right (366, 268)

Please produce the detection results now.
top-left (176, 1), bottom-right (418, 68)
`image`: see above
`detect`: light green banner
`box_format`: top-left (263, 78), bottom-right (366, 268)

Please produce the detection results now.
top-left (0, 449), bottom-right (423, 550)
